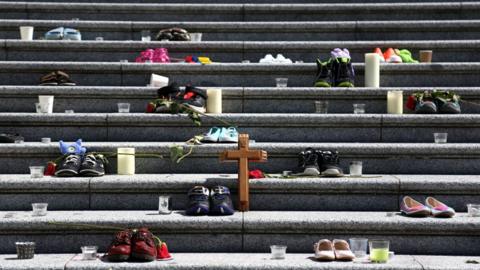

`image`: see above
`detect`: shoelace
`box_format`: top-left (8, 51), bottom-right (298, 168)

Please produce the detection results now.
top-left (83, 155), bottom-right (97, 166)
top-left (64, 155), bottom-right (80, 164)
top-left (113, 230), bottom-right (132, 245)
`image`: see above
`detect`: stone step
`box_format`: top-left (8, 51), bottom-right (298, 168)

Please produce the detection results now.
top-left (0, 210), bottom-right (478, 254)
top-left (3, 40), bottom-right (480, 62)
top-left (0, 61), bottom-right (478, 87)
top-left (1, 86), bottom-right (479, 114)
top-left (2, 2), bottom-right (478, 21)
top-left (2, 113), bottom-right (480, 143)
top-left (1, 142), bottom-right (480, 174)
top-left (15, 0), bottom-right (480, 2)
top-left (1, 174), bottom-right (478, 212)
top-left (0, 19), bottom-right (479, 41)
top-left (1, 254), bottom-right (479, 270)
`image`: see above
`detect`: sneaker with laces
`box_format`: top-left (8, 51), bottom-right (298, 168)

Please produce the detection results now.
top-left (433, 91), bottom-right (461, 114)
top-left (131, 228), bottom-right (157, 262)
top-left (182, 85), bottom-right (207, 113)
top-left (218, 127), bottom-right (239, 143)
top-left (185, 186), bottom-right (210, 216)
top-left (406, 91), bottom-right (438, 114)
top-left (106, 229), bottom-right (133, 262)
top-left (0, 133), bottom-right (23, 143)
top-left (293, 148), bottom-right (320, 176)
top-left (54, 154), bottom-right (82, 177)
top-left (314, 59), bottom-right (333, 87)
top-left (332, 57), bottom-right (355, 87)
top-left (79, 153), bottom-right (105, 177)
top-left (316, 150), bottom-right (343, 177)
top-left (210, 186), bottom-right (235, 215)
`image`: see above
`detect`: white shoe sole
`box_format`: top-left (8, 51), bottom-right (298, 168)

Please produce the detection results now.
top-left (321, 168), bottom-right (343, 177)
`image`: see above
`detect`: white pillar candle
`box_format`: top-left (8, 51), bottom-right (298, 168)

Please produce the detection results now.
top-left (117, 148), bottom-right (135, 175)
top-left (206, 88), bottom-right (222, 113)
top-left (364, 53), bottom-right (380, 88)
top-left (20, 26), bottom-right (34, 40)
top-left (387, 91), bottom-right (403, 114)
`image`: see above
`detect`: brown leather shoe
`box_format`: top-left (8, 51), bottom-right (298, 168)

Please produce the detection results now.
top-left (333, 239), bottom-right (355, 261)
top-left (313, 239), bottom-right (335, 261)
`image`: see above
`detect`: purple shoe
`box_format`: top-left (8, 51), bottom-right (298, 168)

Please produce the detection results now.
top-left (425, 197), bottom-right (455, 218)
top-left (400, 196), bottom-right (431, 217)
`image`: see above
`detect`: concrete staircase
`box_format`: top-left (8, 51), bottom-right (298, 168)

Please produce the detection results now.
top-left (0, 0), bottom-right (480, 269)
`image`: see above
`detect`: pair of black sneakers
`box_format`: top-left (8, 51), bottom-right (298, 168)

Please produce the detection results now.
top-left (55, 153), bottom-right (106, 177)
top-left (294, 148), bottom-right (343, 177)
top-left (153, 83), bottom-right (207, 113)
top-left (185, 186), bottom-right (235, 216)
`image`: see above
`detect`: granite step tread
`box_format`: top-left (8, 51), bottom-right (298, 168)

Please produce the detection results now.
top-left (0, 174), bottom-right (477, 212)
top-left (3, 40), bottom-right (480, 62)
top-left (2, 254), bottom-right (480, 270)
top-left (0, 19), bottom-right (479, 41)
top-left (0, 61), bottom-right (478, 87)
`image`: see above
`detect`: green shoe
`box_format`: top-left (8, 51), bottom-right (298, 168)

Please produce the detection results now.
top-left (395, 49), bottom-right (419, 63)
top-left (314, 59), bottom-right (333, 87)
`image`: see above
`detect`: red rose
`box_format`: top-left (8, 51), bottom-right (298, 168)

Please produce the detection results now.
top-left (406, 95), bottom-right (416, 111)
top-left (146, 102), bottom-right (156, 113)
top-left (44, 162), bottom-right (56, 176)
top-left (249, 169), bottom-right (264, 179)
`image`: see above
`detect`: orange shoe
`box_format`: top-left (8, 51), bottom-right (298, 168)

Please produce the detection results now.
top-left (374, 48), bottom-right (385, 62)
top-left (383, 48), bottom-right (403, 63)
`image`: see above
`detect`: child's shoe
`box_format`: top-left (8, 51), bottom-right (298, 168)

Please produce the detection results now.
top-left (425, 197), bottom-right (455, 218)
top-left (400, 196), bottom-right (431, 217)
top-left (384, 48), bottom-right (403, 63)
top-left (374, 48), bottom-right (386, 62)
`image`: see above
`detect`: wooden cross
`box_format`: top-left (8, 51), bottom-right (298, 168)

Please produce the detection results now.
top-left (220, 134), bottom-right (267, 211)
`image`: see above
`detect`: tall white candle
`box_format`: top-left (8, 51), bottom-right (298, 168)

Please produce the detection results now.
top-left (387, 91), bottom-right (403, 114)
top-left (206, 88), bottom-right (222, 113)
top-left (364, 53), bottom-right (380, 88)
top-left (117, 148), bottom-right (135, 175)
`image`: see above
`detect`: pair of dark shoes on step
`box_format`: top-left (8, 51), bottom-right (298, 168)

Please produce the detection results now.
top-left (55, 153), bottom-right (105, 177)
top-left (406, 90), bottom-right (461, 114)
top-left (146, 82), bottom-right (207, 113)
top-left (293, 148), bottom-right (343, 177)
top-left (185, 186), bottom-right (235, 216)
top-left (39, 71), bottom-right (76, 86)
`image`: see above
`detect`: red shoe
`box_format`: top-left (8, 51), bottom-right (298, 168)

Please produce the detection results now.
top-left (131, 228), bottom-right (157, 261)
top-left (373, 48), bottom-right (385, 62)
top-left (383, 48), bottom-right (403, 63)
top-left (106, 229), bottom-right (133, 262)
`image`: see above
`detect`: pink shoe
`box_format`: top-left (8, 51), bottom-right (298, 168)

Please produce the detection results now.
top-left (425, 197), bottom-right (455, 218)
top-left (135, 49), bottom-right (155, 63)
top-left (400, 196), bottom-right (430, 217)
top-left (153, 48), bottom-right (170, 63)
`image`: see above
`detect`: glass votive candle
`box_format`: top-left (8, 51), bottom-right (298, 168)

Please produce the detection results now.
top-left (16, 242), bottom-right (35, 259)
top-left (270, 245), bottom-right (287, 259)
top-left (81, 246), bottom-right (98, 260)
top-left (349, 161), bottom-right (363, 177)
top-left (118, 103), bottom-right (130, 113)
top-left (314, 100), bottom-right (328, 113)
top-left (190, 33), bottom-right (202, 42)
top-left (353, 103), bottom-right (365, 114)
top-left (241, 60), bottom-right (250, 63)
top-left (349, 238), bottom-right (368, 258)
top-left (141, 30), bottom-right (151, 42)
top-left (31, 203), bottom-right (48, 216)
top-left (369, 240), bottom-right (390, 263)
top-left (41, 137), bottom-right (51, 144)
top-left (15, 139), bottom-right (24, 144)
top-left (29, 166), bottom-right (44, 178)
top-left (434, 133), bottom-right (447, 143)
top-left (467, 204), bottom-right (480, 217)
top-left (158, 196), bottom-right (172, 215)
top-left (295, 60), bottom-right (304, 64)
top-left (120, 59), bottom-right (128, 63)
top-left (275, 78), bottom-right (288, 87)
top-left (95, 37), bottom-right (104, 41)
top-left (65, 110), bottom-right (74, 114)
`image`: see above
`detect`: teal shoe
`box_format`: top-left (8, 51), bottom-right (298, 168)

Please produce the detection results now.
top-left (201, 127), bottom-right (222, 143)
top-left (219, 127), bottom-right (238, 143)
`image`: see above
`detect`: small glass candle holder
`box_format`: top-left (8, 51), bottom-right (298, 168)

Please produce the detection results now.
top-left (190, 33), bottom-right (202, 42)
top-left (314, 101), bottom-right (328, 114)
top-left (81, 246), bottom-right (98, 260)
top-left (241, 60), bottom-right (250, 63)
top-left (65, 110), bottom-right (74, 114)
top-left (275, 78), bottom-right (288, 87)
top-left (41, 137), bottom-right (51, 144)
top-left (16, 242), bottom-right (35, 259)
top-left (15, 139), bottom-right (24, 144)
top-left (141, 30), bottom-right (151, 42)
top-left (118, 103), bottom-right (130, 113)
top-left (120, 59), bottom-right (128, 63)
top-left (71, 18), bottom-right (80, 21)
top-left (31, 203), bottom-right (48, 216)
top-left (95, 37), bottom-right (104, 41)
top-left (270, 245), bottom-right (287, 259)
top-left (158, 196), bottom-right (172, 215)
top-left (353, 104), bottom-right (365, 114)
top-left (349, 238), bottom-right (368, 258)
top-left (467, 204), bottom-right (480, 217)
top-left (29, 166), bottom-right (44, 178)
top-left (282, 171), bottom-right (292, 177)
top-left (434, 133), bottom-right (447, 143)
top-left (349, 161), bottom-right (363, 177)
top-left (369, 240), bottom-right (390, 263)
top-left (295, 60), bottom-right (304, 64)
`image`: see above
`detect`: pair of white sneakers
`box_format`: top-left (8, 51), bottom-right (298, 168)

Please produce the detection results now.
top-left (259, 54), bottom-right (293, 64)
top-left (201, 127), bottom-right (238, 143)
